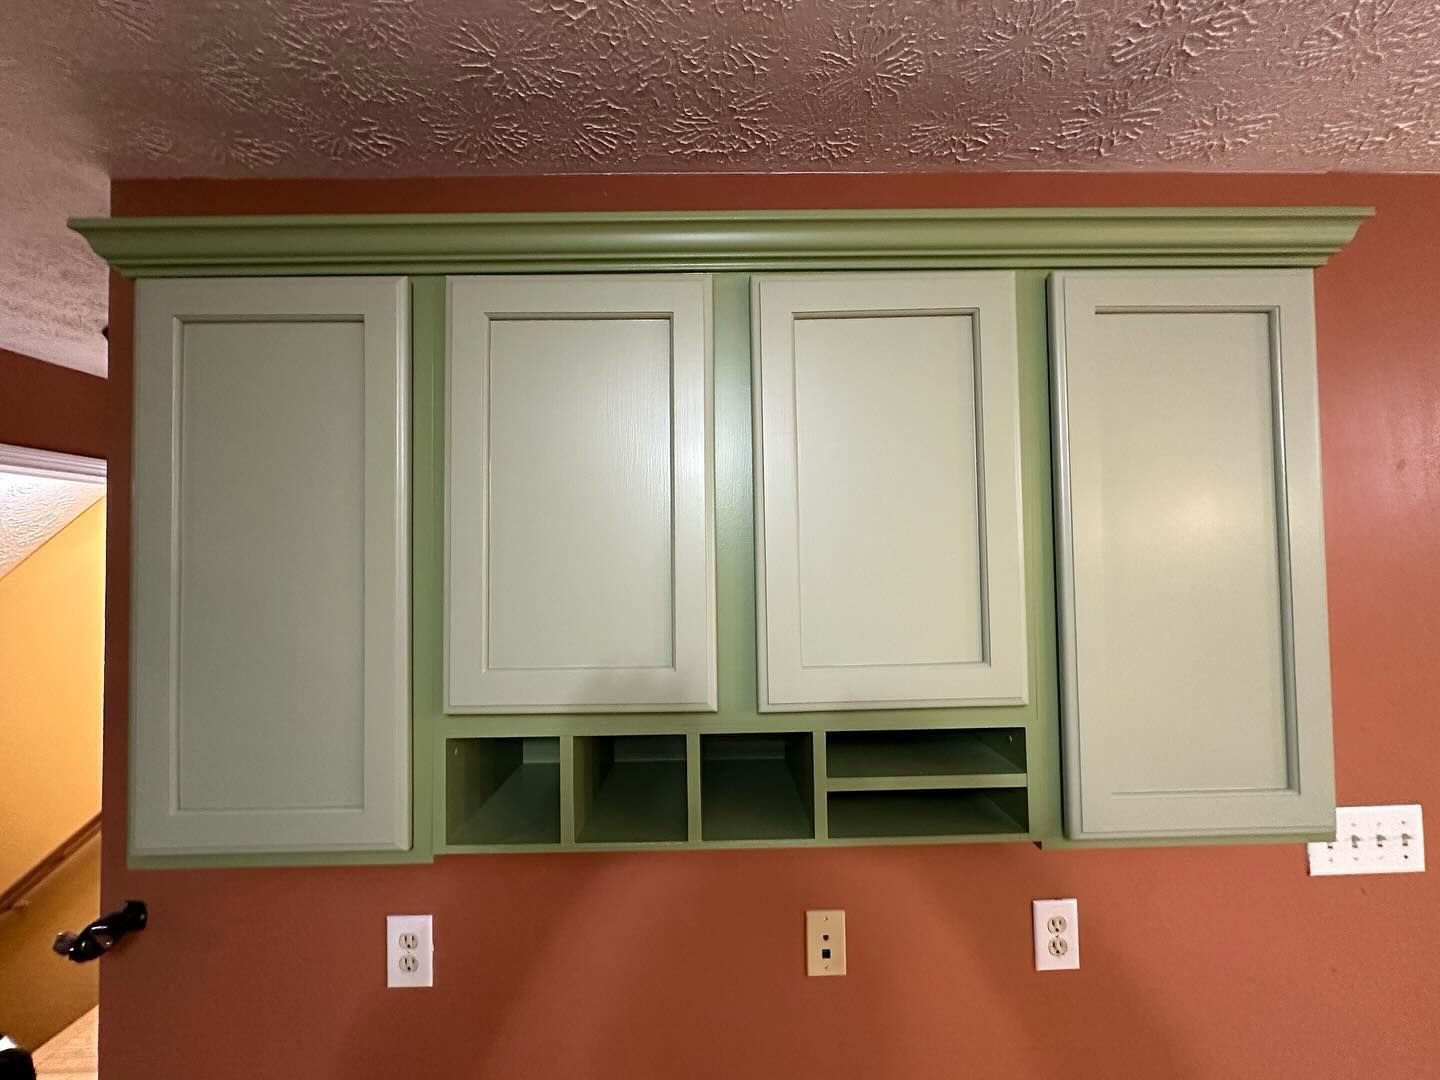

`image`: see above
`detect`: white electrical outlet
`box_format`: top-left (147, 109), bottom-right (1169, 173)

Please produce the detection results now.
top-left (1032, 899), bottom-right (1079, 971)
top-left (387, 914), bottom-right (434, 988)
top-left (1308, 804), bottom-right (1425, 877)
top-left (806, 910), bottom-right (846, 976)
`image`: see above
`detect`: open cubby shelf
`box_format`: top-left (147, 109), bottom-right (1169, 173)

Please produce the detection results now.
top-left (440, 726), bottom-right (1033, 851)
top-left (826, 729), bottom-right (1026, 791)
top-left (827, 788), bottom-right (1029, 840)
top-left (446, 737), bottom-right (561, 846)
top-left (701, 734), bottom-right (814, 842)
top-left (576, 735), bottom-right (688, 844)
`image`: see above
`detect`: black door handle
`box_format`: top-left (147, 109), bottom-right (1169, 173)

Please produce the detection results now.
top-left (53, 900), bottom-right (147, 963)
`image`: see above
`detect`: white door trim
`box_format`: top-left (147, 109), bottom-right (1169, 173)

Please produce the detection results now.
top-left (0, 443), bottom-right (106, 484)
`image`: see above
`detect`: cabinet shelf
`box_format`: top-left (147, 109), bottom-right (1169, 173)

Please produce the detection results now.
top-left (446, 737), bottom-right (561, 846)
top-left (575, 735), bottom-right (688, 844)
top-left (701, 734), bottom-right (814, 842)
top-left (827, 788), bottom-right (1028, 840)
top-left (826, 729), bottom-right (1025, 792)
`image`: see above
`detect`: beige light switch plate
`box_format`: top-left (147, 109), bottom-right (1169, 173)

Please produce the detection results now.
top-left (806, 909), bottom-right (846, 976)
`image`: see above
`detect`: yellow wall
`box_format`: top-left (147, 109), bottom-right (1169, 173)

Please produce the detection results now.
top-left (0, 499), bottom-right (105, 888)
top-left (0, 838), bottom-right (99, 1049)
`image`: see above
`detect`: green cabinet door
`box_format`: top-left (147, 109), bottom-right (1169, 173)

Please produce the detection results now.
top-left (129, 276), bottom-right (412, 856)
top-left (1050, 270), bottom-right (1335, 840)
top-left (750, 272), bottom-right (1029, 713)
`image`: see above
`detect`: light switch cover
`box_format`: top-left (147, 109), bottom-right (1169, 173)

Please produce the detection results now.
top-left (1308, 805), bottom-right (1425, 877)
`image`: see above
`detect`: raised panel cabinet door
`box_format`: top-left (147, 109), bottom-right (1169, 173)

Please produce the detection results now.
top-left (752, 273), bottom-right (1027, 712)
top-left (446, 275), bottom-right (716, 713)
top-left (131, 276), bottom-right (410, 855)
top-left (1051, 270), bottom-right (1335, 840)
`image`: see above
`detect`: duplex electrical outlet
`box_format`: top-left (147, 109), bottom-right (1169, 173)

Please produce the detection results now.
top-left (387, 914), bottom-right (433, 988)
top-left (1308, 805), bottom-right (1425, 877)
top-left (1032, 899), bottom-right (1079, 972)
top-left (806, 910), bottom-right (846, 976)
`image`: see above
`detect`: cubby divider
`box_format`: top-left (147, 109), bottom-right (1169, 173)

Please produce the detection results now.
top-left (574, 734), bottom-right (689, 844)
top-left (446, 736), bottom-right (561, 846)
top-left (701, 733), bottom-right (815, 842)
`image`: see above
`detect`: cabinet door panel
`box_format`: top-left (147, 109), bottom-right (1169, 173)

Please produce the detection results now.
top-left (175, 320), bottom-right (367, 812)
top-left (446, 275), bottom-right (716, 712)
top-left (753, 273), bottom-right (1027, 711)
top-left (1051, 270), bottom-right (1334, 839)
top-left (132, 277), bottom-right (410, 855)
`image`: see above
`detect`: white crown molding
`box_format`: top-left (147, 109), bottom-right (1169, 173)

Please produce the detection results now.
top-left (0, 443), bottom-right (106, 484)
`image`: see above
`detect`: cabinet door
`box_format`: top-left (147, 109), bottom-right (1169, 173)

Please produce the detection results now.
top-left (446, 275), bottom-right (716, 713)
top-left (752, 273), bottom-right (1027, 711)
top-left (1051, 270), bottom-right (1335, 839)
top-left (131, 277), bottom-right (410, 855)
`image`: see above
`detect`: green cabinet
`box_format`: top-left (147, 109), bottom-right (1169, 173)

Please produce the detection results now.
top-left (75, 208), bottom-right (1367, 865)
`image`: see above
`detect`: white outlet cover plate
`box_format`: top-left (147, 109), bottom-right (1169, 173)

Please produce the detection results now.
top-left (1308, 804), bottom-right (1425, 877)
top-left (387, 914), bottom-right (434, 988)
top-left (806, 909), bottom-right (846, 976)
top-left (1032, 898), bottom-right (1079, 972)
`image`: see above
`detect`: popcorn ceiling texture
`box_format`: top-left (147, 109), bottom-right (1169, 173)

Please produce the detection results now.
top-left (2, 0), bottom-right (1439, 375)
top-left (0, 473), bottom-right (104, 581)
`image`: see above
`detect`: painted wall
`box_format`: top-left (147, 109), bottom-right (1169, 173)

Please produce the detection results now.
top-left (0, 498), bottom-right (105, 887)
top-left (0, 839), bottom-right (99, 1050)
top-left (97, 175), bottom-right (1440, 1080)
top-left (0, 346), bottom-right (108, 460)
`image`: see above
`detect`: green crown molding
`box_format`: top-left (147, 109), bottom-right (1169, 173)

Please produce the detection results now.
top-left (70, 207), bottom-right (1372, 276)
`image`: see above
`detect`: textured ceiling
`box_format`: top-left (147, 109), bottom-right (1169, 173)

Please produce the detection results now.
top-left (2, 0), bottom-right (1440, 375)
top-left (0, 473), bottom-right (104, 581)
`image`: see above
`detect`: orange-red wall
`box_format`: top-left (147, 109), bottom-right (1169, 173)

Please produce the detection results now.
top-left (99, 175), bottom-right (1440, 1080)
top-left (0, 347), bottom-right (107, 460)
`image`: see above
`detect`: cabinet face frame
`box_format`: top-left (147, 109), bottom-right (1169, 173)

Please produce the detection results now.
top-left (130, 276), bottom-right (411, 855)
top-left (444, 274), bottom-right (717, 714)
top-left (751, 272), bottom-right (1028, 712)
top-left (1050, 270), bottom-right (1335, 840)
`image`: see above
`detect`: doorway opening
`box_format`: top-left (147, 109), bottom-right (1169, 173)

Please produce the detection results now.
top-left (0, 442), bottom-right (106, 1080)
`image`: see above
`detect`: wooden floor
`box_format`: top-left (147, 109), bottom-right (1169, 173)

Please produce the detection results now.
top-left (31, 1007), bottom-right (97, 1080)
